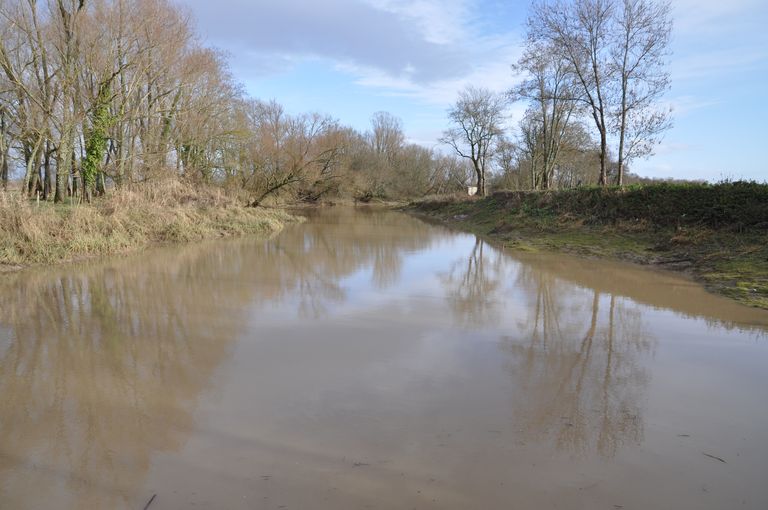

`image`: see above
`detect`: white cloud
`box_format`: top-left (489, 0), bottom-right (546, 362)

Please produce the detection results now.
top-left (182, 0), bottom-right (469, 81)
top-left (364, 0), bottom-right (471, 44)
top-left (180, 0), bottom-right (523, 106)
top-left (335, 30), bottom-right (523, 109)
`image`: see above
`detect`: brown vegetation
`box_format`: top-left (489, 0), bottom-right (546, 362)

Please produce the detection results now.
top-left (0, 181), bottom-right (293, 268)
top-left (0, 0), bottom-right (474, 211)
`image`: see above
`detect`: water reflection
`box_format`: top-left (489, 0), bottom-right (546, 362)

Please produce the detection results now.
top-left (0, 209), bottom-right (766, 509)
top-left (506, 267), bottom-right (652, 457)
top-left (511, 249), bottom-right (768, 334)
top-left (442, 239), bottom-right (653, 457)
top-left (441, 238), bottom-right (504, 326)
top-left (259, 208), bottom-right (436, 316)
top-left (0, 208), bottom-right (436, 508)
top-left (0, 246), bottom-right (253, 509)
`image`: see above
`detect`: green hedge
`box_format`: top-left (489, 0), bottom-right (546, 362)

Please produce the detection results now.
top-left (491, 182), bottom-right (768, 229)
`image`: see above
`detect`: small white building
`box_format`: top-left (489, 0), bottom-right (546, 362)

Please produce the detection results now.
top-left (467, 186), bottom-right (478, 196)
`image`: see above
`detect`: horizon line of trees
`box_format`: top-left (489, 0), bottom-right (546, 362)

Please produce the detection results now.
top-left (444, 0), bottom-right (674, 196)
top-left (0, 0), bottom-right (476, 205)
top-left (0, 0), bottom-right (675, 207)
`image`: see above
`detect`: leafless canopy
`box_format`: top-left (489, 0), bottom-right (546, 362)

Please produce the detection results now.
top-left (441, 86), bottom-right (507, 197)
top-left (525, 0), bottom-right (672, 186)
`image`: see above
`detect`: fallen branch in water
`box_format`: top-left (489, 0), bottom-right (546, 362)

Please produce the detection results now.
top-left (703, 453), bottom-right (726, 463)
top-left (143, 494), bottom-right (157, 510)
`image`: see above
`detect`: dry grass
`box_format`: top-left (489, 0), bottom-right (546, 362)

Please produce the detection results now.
top-left (0, 180), bottom-right (295, 268)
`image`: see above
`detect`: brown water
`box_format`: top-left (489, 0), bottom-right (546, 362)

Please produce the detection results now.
top-left (1, 208), bottom-right (767, 510)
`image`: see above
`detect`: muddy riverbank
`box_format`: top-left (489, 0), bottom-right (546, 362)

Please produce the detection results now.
top-left (407, 187), bottom-right (768, 309)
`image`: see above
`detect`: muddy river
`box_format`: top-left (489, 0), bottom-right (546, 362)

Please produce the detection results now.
top-left (1, 208), bottom-right (767, 509)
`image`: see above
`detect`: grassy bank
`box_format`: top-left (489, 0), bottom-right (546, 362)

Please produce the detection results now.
top-left (0, 181), bottom-right (296, 270)
top-left (409, 182), bottom-right (768, 309)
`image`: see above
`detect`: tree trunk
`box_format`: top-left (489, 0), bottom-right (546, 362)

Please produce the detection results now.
top-left (0, 159), bottom-right (7, 191)
top-left (55, 127), bottom-right (74, 203)
top-left (0, 114), bottom-right (7, 191)
top-left (474, 160), bottom-right (486, 197)
top-left (598, 128), bottom-right (608, 186)
top-left (96, 172), bottom-right (106, 196)
top-left (43, 141), bottom-right (52, 200)
top-left (616, 103), bottom-right (627, 186)
top-left (617, 74), bottom-right (628, 187)
top-left (22, 137), bottom-right (43, 198)
top-left (29, 161), bottom-right (41, 196)
top-left (0, 147), bottom-right (7, 191)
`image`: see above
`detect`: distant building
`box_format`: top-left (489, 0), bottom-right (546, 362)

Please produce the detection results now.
top-left (467, 186), bottom-right (478, 196)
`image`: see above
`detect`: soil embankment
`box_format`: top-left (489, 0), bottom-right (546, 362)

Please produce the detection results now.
top-left (408, 182), bottom-right (768, 309)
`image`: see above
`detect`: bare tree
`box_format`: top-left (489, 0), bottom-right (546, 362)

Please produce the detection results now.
top-left (517, 112), bottom-right (543, 189)
top-left (526, 0), bottom-right (673, 186)
top-left (242, 100), bottom-right (345, 207)
top-left (369, 111), bottom-right (404, 163)
top-left (430, 154), bottom-right (473, 194)
top-left (529, 0), bottom-right (615, 186)
top-left (0, 0), bottom-right (57, 198)
top-left (612, 0), bottom-right (672, 185)
top-left (52, 0), bottom-right (87, 203)
top-left (512, 41), bottom-right (580, 189)
top-left (0, 0), bottom-right (462, 209)
top-left (441, 86), bottom-right (506, 197)
top-left (0, 108), bottom-right (8, 189)
top-left (493, 136), bottom-right (523, 189)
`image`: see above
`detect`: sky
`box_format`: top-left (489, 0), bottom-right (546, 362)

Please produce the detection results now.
top-left (178, 0), bottom-right (768, 182)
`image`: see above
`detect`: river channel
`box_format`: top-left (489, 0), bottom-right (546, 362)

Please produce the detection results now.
top-left (1, 208), bottom-right (766, 509)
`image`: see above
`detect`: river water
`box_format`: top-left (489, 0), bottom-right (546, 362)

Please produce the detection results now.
top-left (1, 208), bottom-right (767, 509)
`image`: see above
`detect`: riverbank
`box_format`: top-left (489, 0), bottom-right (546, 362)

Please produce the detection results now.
top-left (407, 182), bottom-right (768, 309)
top-left (0, 181), bottom-right (295, 271)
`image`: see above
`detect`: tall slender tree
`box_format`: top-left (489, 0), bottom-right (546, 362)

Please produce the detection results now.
top-left (526, 0), bottom-right (673, 186)
top-left (529, 0), bottom-right (614, 186)
top-left (612, 0), bottom-right (672, 185)
top-left (512, 41), bottom-right (580, 189)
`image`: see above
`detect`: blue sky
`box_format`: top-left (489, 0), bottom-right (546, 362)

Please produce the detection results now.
top-left (179, 0), bottom-right (768, 182)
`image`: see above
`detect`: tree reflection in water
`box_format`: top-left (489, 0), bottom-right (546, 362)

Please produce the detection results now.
top-left (441, 238), bottom-right (504, 326)
top-left (0, 209), bottom-right (436, 509)
top-left (253, 208), bottom-right (435, 317)
top-left (443, 236), bottom-right (654, 458)
top-left (4, 212), bottom-right (758, 509)
top-left (0, 246), bottom-right (256, 509)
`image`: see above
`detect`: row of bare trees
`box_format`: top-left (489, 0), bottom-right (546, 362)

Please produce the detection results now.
top-left (0, 0), bottom-right (215, 201)
top-left (226, 105), bottom-right (473, 204)
top-left (442, 0), bottom-right (673, 195)
top-left (0, 0), bottom-right (473, 204)
top-left (0, 0), bottom-right (673, 205)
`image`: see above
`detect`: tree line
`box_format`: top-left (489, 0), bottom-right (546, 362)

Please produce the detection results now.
top-left (444, 0), bottom-right (673, 196)
top-left (0, 0), bottom-right (673, 206)
top-left (0, 0), bottom-right (475, 205)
